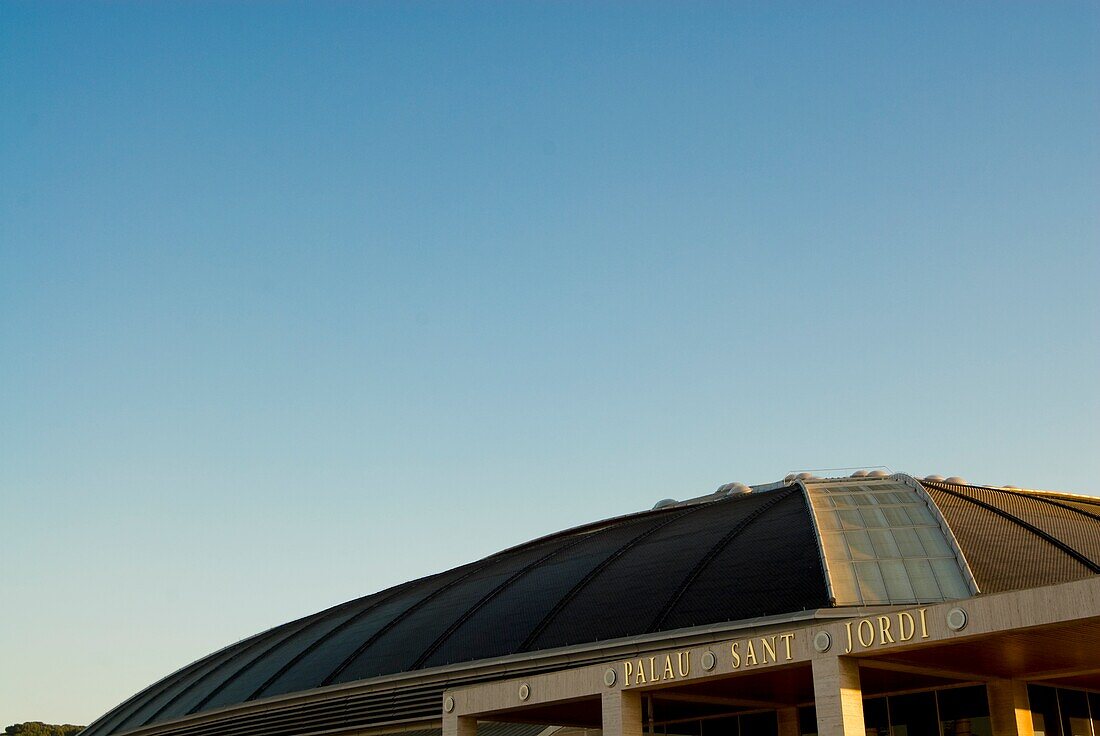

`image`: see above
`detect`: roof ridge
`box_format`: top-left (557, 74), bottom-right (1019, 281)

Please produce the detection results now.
top-left (516, 498), bottom-right (724, 652)
top-left (926, 481), bottom-right (1100, 573)
top-left (971, 484), bottom-right (1100, 524)
top-left (407, 524), bottom-right (615, 670)
top-left (648, 486), bottom-right (800, 631)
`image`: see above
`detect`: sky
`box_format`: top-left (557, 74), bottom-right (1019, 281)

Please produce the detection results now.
top-left (1, 0), bottom-right (1098, 727)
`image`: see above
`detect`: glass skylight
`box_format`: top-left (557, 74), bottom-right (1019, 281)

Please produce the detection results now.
top-left (804, 478), bottom-right (973, 605)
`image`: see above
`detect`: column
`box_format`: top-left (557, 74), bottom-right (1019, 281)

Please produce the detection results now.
top-left (444, 715), bottom-right (477, 736)
top-left (778, 706), bottom-right (801, 736)
top-left (987, 680), bottom-right (1034, 736)
top-left (602, 690), bottom-right (643, 736)
top-left (812, 656), bottom-right (865, 736)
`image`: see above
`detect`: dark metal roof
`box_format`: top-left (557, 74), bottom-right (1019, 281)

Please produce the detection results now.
top-left (920, 480), bottom-right (1100, 592)
top-left (85, 487), bottom-right (827, 736)
top-left (84, 479), bottom-right (1100, 736)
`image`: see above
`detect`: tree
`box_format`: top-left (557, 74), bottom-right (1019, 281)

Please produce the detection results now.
top-left (5, 723), bottom-right (85, 736)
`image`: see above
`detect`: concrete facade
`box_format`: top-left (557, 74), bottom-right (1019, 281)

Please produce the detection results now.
top-left (444, 577), bottom-right (1100, 736)
top-left (79, 477), bottom-right (1100, 736)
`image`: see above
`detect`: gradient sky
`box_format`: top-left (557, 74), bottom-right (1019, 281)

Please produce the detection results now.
top-left (2, 0), bottom-right (1098, 727)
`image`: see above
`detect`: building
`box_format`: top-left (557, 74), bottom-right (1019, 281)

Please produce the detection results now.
top-left (81, 474), bottom-right (1100, 736)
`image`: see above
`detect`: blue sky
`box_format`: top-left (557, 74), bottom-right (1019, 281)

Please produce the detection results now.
top-left (1, 0), bottom-right (1098, 726)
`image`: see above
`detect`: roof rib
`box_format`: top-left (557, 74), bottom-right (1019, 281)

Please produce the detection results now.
top-left (83, 649), bottom-right (229, 736)
top-left (517, 499), bottom-right (721, 652)
top-left (318, 541), bottom-right (540, 688)
top-left (95, 616), bottom-right (300, 736)
top-left (983, 485), bottom-right (1100, 524)
top-left (928, 482), bottom-right (1100, 573)
top-left (146, 607), bottom-right (333, 724)
top-left (408, 518), bottom-right (632, 670)
top-left (240, 577), bottom-right (436, 703)
top-left (187, 577), bottom-right (428, 715)
top-left (648, 487), bottom-right (799, 631)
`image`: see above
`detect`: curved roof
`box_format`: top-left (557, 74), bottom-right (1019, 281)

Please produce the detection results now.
top-left (85, 476), bottom-right (1100, 736)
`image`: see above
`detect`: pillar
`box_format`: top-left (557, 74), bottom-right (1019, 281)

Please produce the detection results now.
top-left (778, 706), bottom-right (801, 736)
top-left (987, 680), bottom-right (1034, 736)
top-left (602, 690), bottom-right (643, 736)
top-left (443, 715), bottom-right (477, 736)
top-left (812, 657), bottom-right (865, 736)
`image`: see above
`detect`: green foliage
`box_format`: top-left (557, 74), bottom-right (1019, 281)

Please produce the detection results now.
top-left (5, 723), bottom-right (84, 736)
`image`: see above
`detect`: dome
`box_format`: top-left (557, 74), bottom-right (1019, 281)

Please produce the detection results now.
top-left (83, 475), bottom-right (1100, 736)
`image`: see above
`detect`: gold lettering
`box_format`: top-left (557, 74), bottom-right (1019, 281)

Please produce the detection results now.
top-left (779, 632), bottom-right (795, 660)
top-left (731, 641), bottom-right (741, 669)
top-left (635, 659), bottom-right (646, 684)
top-left (898, 611), bottom-right (916, 641)
top-left (844, 620), bottom-right (854, 653)
top-left (648, 656), bottom-right (657, 682)
top-left (878, 615), bottom-right (894, 644)
top-left (663, 654), bottom-right (674, 680)
top-left (677, 650), bottom-right (690, 677)
top-left (745, 639), bottom-right (758, 666)
top-left (624, 660), bottom-right (633, 683)
top-left (761, 636), bottom-right (777, 663)
top-left (918, 608), bottom-right (929, 639)
top-left (857, 619), bottom-right (875, 648)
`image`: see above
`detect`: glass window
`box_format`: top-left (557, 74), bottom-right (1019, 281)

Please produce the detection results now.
top-left (803, 479), bottom-right (971, 605)
top-left (817, 511), bottom-right (842, 531)
top-left (869, 530), bottom-right (903, 559)
top-left (860, 508), bottom-right (889, 528)
top-left (909, 505), bottom-right (938, 525)
top-left (846, 531), bottom-right (877, 560)
top-left (888, 692), bottom-right (938, 736)
top-left (915, 526), bottom-right (952, 556)
top-left (739, 712), bottom-right (777, 736)
top-left (864, 697), bottom-right (889, 736)
top-left (930, 558), bottom-right (971, 598)
top-left (939, 685), bottom-right (990, 719)
top-left (829, 560), bottom-right (861, 602)
top-left (892, 528), bottom-right (925, 557)
top-left (798, 707), bottom-right (817, 736)
top-left (821, 532), bottom-right (852, 562)
top-left (1029, 685), bottom-right (1063, 736)
top-left (903, 558), bottom-right (943, 599)
top-left (838, 509), bottom-right (865, 529)
top-left (853, 561), bottom-right (890, 604)
top-left (938, 685), bottom-right (992, 736)
top-left (1058, 689), bottom-right (1091, 736)
top-left (882, 507), bottom-right (912, 526)
top-left (701, 717), bottom-right (738, 736)
top-left (880, 559), bottom-right (917, 601)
